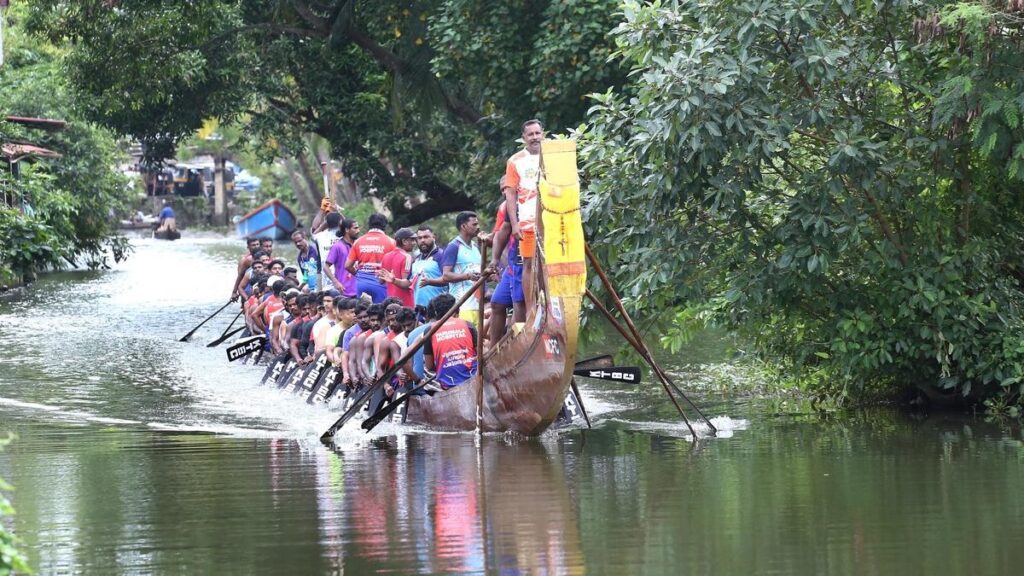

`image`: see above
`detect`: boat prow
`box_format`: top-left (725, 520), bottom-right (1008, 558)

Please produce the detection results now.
top-left (235, 199), bottom-right (298, 240)
top-left (406, 139), bottom-right (586, 435)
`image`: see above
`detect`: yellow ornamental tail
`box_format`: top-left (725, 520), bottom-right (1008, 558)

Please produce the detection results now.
top-left (539, 139), bottom-right (585, 360)
top-left (539, 139), bottom-right (586, 297)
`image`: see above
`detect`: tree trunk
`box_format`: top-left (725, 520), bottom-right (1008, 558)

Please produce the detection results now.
top-left (281, 157), bottom-right (320, 216)
top-left (389, 177), bottom-right (475, 228)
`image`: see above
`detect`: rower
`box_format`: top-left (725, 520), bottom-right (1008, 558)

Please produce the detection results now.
top-left (502, 119), bottom-right (544, 315)
top-left (324, 297), bottom-right (357, 365)
top-left (440, 212), bottom-right (483, 328)
top-left (267, 259), bottom-right (285, 276)
top-left (263, 282), bottom-right (292, 352)
top-left (365, 302), bottom-right (402, 382)
top-left (274, 290), bottom-right (301, 355)
top-left (288, 295), bottom-right (314, 365)
top-left (403, 296), bottom-right (443, 394)
top-left (311, 291), bottom-right (337, 354)
top-left (292, 230), bottom-right (322, 292)
top-left (235, 250), bottom-right (271, 299)
top-left (411, 225), bottom-right (446, 321)
top-left (345, 213), bottom-right (396, 303)
top-left (325, 218), bottom-right (360, 298)
top-left (243, 274), bottom-right (269, 334)
top-left (375, 306), bottom-right (416, 398)
top-left (488, 175), bottom-right (523, 344)
top-left (340, 302), bottom-right (371, 388)
top-left (424, 293), bottom-right (478, 390)
top-left (156, 200), bottom-right (176, 233)
top-left (349, 303), bottom-right (384, 386)
top-left (298, 294), bottom-right (323, 363)
top-left (378, 228), bottom-right (416, 308)
top-left (231, 237), bottom-right (260, 301)
top-left (260, 238), bottom-right (274, 257)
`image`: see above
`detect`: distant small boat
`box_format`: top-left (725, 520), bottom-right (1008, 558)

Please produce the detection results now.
top-left (153, 228), bottom-right (181, 241)
top-left (235, 199), bottom-right (298, 240)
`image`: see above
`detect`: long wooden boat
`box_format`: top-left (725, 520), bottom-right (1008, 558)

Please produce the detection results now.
top-left (236, 140), bottom-right (587, 435)
top-left (404, 139), bottom-right (586, 435)
top-left (235, 199), bottom-right (298, 240)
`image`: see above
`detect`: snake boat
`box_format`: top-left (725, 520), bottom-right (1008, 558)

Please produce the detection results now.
top-left (240, 139), bottom-right (588, 435)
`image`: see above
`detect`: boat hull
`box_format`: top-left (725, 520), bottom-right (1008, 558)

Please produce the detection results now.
top-left (405, 139), bottom-right (587, 436)
top-left (153, 229), bottom-right (181, 241)
top-left (235, 199), bottom-right (298, 240)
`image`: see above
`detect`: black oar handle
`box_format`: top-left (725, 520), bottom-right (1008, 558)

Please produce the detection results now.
top-left (320, 274), bottom-right (489, 442)
top-left (178, 300), bottom-right (233, 342)
top-left (362, 377), bottom-right (437, 432)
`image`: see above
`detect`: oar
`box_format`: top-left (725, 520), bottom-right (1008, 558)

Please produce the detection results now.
top-left (569, 378), bottom-right (592, 429)
top-left (178, 300), bottom-right (233, 342)
top-left (207, 326), bottom-right (245, 347)
top-left (320, 274), bottom-right (489, 442)
top-left (475, 242), bottom-right (488, 433)
top-left (361, 377), bottom-right (438, 432)
top-left (217, 309), bottom-right (244, 340)
top-left (574, 354), bottom-right (615, 370)
top-left (586, 243), bottom-right (716, 435)
top-left (572, 366), bottom-right (642, 383)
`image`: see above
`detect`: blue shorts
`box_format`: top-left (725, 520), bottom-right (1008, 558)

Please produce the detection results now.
top-left (492, 270), bottom-right (514, 306)
top-left (492, 244), bottom-right (523, 306)
top-left (356, 272), bottom-right (387, 303)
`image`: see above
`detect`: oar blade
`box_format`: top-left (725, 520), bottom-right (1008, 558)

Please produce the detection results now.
top-left (177, 301), bottom-right (232, 342)
top-left (207, 326), bottom-right (246, 347)
top-left (226, 335), bottom-right (266, 362)
top-left (572, 366), bottom-right (642, 383)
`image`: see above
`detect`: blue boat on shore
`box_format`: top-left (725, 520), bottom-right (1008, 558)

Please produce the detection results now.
top-left (235, 199), bottom-right (298, 240)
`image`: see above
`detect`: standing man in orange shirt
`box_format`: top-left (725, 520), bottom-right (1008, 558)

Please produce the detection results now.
top-left (502, 119), bottom-right (544, 313)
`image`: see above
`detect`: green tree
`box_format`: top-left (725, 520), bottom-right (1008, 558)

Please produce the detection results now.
top-left (26, 0), bottom-right (627, 226)
top-left (0, 5), bottom-right (133, 282)
top-left (583, 0), bottom-right (1024, 403)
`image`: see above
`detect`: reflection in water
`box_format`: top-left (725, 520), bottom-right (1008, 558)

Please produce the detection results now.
top-left (330, 435), bottom-right (583, 575)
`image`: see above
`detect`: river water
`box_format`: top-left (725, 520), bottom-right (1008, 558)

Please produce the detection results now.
top-left (1, 237), bottom-right (1024, 575)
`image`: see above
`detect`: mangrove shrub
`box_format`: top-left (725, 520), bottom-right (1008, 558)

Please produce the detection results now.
top-left (0, 5), bottom-right (132, 283)
top-left (582, 0), bottom-right (1024, 402)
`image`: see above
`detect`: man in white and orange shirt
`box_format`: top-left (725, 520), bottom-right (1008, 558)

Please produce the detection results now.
top-left (502, 118), bottom-right (544, 313)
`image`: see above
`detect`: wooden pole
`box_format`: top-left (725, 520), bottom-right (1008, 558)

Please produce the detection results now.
top-left (320, 161), bottom-right (331, 203)
top-left (476, 242), bottom-right (488, 433)
top-left (585, 289), bottom-right (696, 437)
top-left (213, 155), bottom-right (227, 226)
top-left (585, 243), bottom-right (716, 434)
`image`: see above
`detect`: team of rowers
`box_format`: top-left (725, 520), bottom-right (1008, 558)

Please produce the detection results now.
top-left (228, 119), bottom-right (547, 396)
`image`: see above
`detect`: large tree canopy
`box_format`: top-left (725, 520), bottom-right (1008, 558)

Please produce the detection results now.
top-left (1, 5), bottom-right (132, 283)
top-left (27, 0), bottom-right (627, 225)
top-left (583, 0), bottom-right (1024, 402)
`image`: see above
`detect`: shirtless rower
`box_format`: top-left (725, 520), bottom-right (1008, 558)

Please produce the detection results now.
top-left (324, 297), bottom-right (357, 365)
top-left (311, 292), bottom-right (337, 354)
top-left (236, 251), bottom-right (272, 300)
top-left (340, 302), bottom-right (371, 389)
top-left (288, 295), bottom-right (316, 365)
top-left (361, 301), bottom-right (402, 383)
top-left (377, 307), bottom-right (418, 398)
top-left (231, 237), bottom-right (260, 301)
top-left (348, 303), bottom-right (384, 386)
top-left (502, 119), bottom-right (544, 316)
top-left (274, 290), bottom-right (301, 354)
